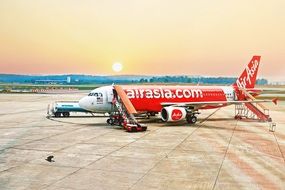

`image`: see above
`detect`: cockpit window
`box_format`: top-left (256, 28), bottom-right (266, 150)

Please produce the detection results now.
top-left (88, 92), bottom-right (100, 97)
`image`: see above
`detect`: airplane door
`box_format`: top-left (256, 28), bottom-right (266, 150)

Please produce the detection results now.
top-left (233, 91), bottom-right (236, 100)
top-left (107, 88), bottom-right (114, 102)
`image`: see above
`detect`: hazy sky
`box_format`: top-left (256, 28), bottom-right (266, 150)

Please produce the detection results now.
top-left (0, 0), bottom-right (284, 81)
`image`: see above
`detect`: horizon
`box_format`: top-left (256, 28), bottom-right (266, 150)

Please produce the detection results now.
top-left (0, 72), bottom-right (273, 81)
top-left (0, 72), bottom-right (271, 78)
top-left (0, 1), bottom-right (284, 82)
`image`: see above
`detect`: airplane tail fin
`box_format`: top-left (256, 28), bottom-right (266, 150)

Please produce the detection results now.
top-left (233, 56), bottom-right (261, 89)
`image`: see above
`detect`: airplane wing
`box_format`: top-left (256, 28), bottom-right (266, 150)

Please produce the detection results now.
top-left (161, 99), bottom-right (276, 109)
top-left (239, 87), bottom-right (285, 94)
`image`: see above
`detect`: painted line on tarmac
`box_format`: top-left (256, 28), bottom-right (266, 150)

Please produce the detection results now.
top-left (273, 132), bottom-right (285, 163)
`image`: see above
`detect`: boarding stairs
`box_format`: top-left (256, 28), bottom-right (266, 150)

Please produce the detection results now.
top-left (112, 85), bottom-right (147, 132)
top-left (235, 88), bottom-right (271, 122)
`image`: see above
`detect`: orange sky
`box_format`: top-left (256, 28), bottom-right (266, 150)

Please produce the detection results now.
top-left (0, 0), bottom-right (284, 81)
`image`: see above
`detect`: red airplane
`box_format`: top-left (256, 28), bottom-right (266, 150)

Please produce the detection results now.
top-left (79, 56), bottom-right (276, 131)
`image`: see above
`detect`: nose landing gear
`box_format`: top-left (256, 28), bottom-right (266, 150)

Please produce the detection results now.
top-left (106, 114), bottom-right (124, 126)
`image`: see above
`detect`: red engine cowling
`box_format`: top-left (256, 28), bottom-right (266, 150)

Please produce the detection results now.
top-left (161, 107), bottom-right (187, 122)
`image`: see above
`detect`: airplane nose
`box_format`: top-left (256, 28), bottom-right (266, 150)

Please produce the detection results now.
top-left (79, 96), bottom-right (92, 111)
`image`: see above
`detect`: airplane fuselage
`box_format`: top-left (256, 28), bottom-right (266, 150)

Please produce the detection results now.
top-left (124, 85), bottom-right (235, 112)
top-left (79, 85), bottom-right (236, 113)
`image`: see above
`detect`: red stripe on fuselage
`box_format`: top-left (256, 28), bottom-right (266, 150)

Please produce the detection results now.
top-left (122, 85), bottom-right (228, 112)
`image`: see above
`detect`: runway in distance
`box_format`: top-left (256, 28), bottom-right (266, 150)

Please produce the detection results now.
top-left (79, 56), bottom-right (277, 130)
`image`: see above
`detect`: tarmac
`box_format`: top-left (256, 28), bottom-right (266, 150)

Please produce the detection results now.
top-left (0, 93), bottom-right (284, 190)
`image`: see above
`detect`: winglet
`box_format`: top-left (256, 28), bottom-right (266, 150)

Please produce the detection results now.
top-left (272, 98), bottom-right (278, 105)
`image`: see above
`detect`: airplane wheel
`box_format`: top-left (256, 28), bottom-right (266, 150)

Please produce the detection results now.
top-left (107, 118), bottom-right (113, 125)
top-left (187, 115), bottom-right (197, 124)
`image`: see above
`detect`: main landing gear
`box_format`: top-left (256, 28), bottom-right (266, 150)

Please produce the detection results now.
top-left (186, 111), bottom-right (200, 124)
top-left (186, 114), bottom-right (197, 124)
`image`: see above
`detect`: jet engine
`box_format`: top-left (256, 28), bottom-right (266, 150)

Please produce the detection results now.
top-left (161, 107), bottom-right (187, 122)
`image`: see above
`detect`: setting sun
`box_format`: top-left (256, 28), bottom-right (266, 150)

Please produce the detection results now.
top-left (112, 62), bottom-right (123, 72)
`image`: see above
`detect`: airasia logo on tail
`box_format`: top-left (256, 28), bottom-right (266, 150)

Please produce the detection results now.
top-left (171, 109), bottom-right (183, 120)
top-left (236, 58), bottom-right (260, 88)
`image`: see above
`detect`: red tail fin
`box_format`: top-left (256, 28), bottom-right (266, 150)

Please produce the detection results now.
top-left (233, 56), bottom-right (261, 89)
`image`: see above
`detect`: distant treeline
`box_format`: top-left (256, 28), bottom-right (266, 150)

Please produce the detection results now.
top-left (0, 74), bottom-right (268, 85)
top-left (139, 76), bottom-right (268, 85)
